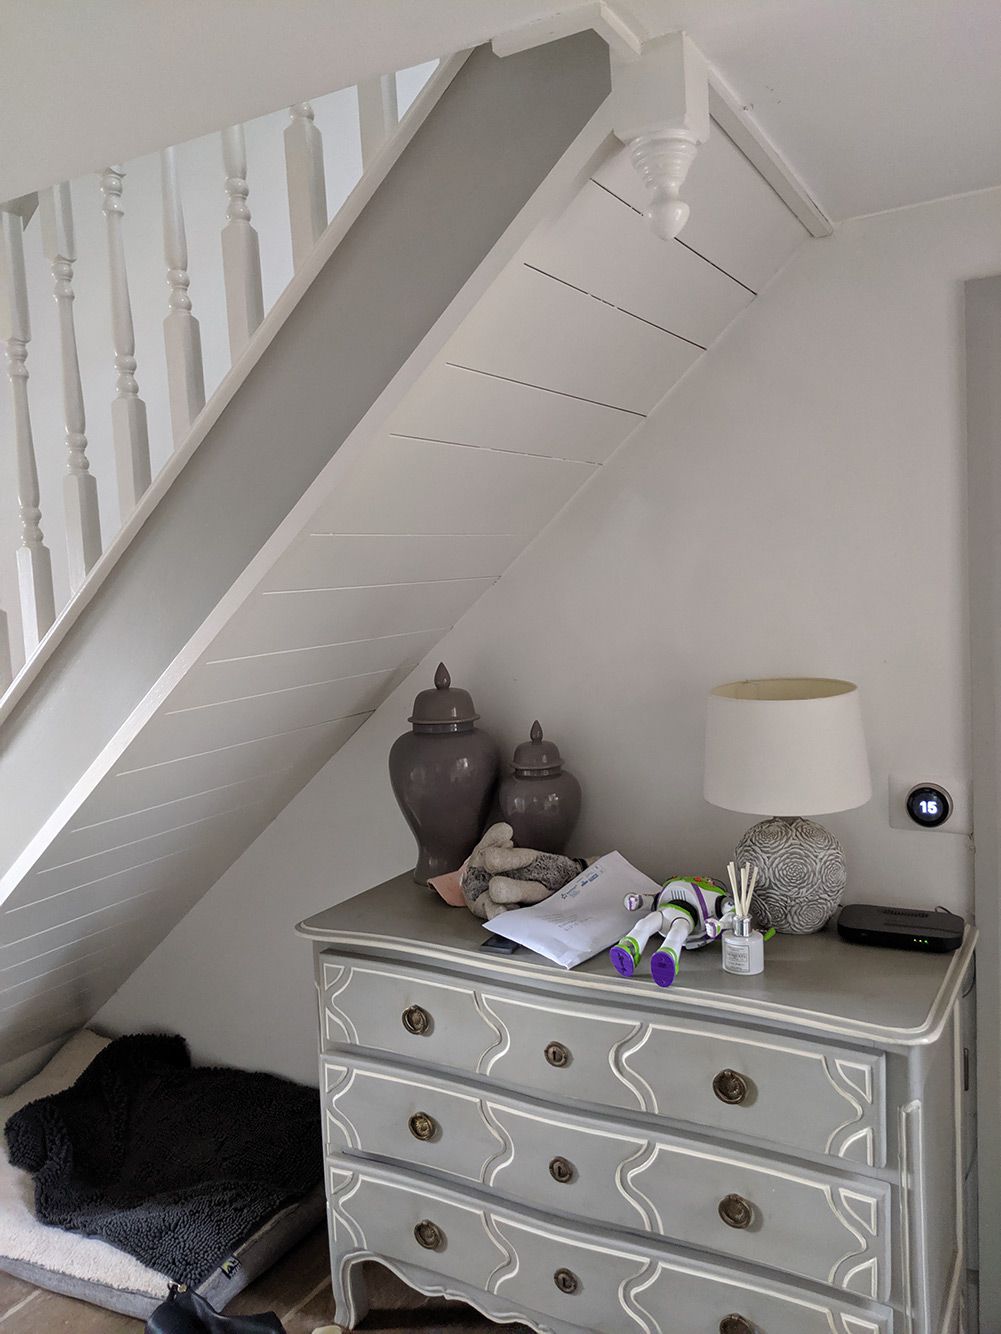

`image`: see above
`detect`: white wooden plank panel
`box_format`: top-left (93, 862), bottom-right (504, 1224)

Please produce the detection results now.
top-left (0, 914), bottom-right (162, 991)
top-left (386, 362), bottom-right (641, 464)
top-left (29, 791), bottom-right (270, 883)
top-left (186, 627), bottom-right (443, 708)
top-left (8, 806), bottom-right (268, 919)
top-left (526, 181), bottom-right (753, 347)
top-left (138, 666), bottom-right (407, 766)
top-left (98, 713), bottom-right (369, 819)
top-left (63, 770), bottom-right (282, 857)
top-left (309, 436), bottom-right (593, 538)
top-left (206, 577), bottom-right (494, 662)
top-left (445, 263), bottom-right (699, 414)
top-left (0, 956), bottom-right (123, 1017)
top-left (8, 800), bottom-right (274, 939)
top-left (0, 892), bottom-right (184, 972)
top-left (262, 533), bottom-right (523, 593)
top-left (592, 123), bottom-right (808, 292)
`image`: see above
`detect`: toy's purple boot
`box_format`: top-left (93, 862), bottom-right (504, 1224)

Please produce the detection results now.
top-left (609, 936), bottom-right (641, 976)
top-left (650, 947), bottom-right (678, 988)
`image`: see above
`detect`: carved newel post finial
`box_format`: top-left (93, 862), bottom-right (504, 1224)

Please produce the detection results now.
top-left (610, 31), bottom-right (710, 241)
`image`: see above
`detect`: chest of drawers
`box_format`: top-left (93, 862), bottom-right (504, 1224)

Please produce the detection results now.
top-left (298, 876), bottom-right (976, 1334)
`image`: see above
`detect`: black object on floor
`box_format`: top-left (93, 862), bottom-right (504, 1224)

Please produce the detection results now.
top-left (145, 1284), bottom-right (286, 1333)
top-left (5, 1034), bottom-right (322, 1286)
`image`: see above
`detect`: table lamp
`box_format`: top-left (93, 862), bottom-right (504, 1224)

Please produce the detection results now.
top-left (704, 678), bottom-right (871, 933)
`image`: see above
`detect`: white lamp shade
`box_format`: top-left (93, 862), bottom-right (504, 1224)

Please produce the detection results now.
top-left (704, 678), bottom-right (872, 816)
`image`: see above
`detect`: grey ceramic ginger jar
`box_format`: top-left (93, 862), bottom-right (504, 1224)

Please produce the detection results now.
top-left (498, 721), bottom-right (582, 854)
top-left (389, 663), bottom-right (499, 885)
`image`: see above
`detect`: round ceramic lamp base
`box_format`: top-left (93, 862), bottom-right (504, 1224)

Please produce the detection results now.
top-left (735, 815), bottom-right (847, 934)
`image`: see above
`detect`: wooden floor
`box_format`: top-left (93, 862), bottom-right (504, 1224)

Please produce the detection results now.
top-left (0, 1227), bottom-right (529, 1332)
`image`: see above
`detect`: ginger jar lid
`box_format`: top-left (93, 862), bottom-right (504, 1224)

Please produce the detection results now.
top-left (408, 663), bottom-right (480, 726)
top-left (511, 721), bottom-right (564, 773)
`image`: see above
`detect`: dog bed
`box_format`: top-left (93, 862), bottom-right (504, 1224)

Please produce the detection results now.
top-left (0, 1031), bottom-right (326, 1319)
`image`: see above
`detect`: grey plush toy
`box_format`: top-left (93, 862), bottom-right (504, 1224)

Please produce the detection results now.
top-left (461, 822), bottom-right (587, 921)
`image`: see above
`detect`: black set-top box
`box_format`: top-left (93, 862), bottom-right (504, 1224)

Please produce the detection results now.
top-left (837, 903), bottom-right (965, 953)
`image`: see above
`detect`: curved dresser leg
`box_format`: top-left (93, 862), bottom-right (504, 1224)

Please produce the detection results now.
top-left (332, 1253), bottom-right (370, 1331)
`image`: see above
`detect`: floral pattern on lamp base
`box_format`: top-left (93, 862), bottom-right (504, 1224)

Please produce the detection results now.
top-left (735, 815), bottom-right (847, 934)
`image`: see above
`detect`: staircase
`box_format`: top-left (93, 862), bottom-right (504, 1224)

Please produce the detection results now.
top-left (0, 32), bottom-right (809, 1077)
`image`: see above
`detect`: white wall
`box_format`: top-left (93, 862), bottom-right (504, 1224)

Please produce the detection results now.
top-left (0, 65), bottom-right (436, 677)
top-left (98, 184), bottom-right (1001, 1086)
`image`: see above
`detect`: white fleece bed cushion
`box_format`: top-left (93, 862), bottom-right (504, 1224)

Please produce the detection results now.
top-left (0, 1030), bottom-right (326, 1320)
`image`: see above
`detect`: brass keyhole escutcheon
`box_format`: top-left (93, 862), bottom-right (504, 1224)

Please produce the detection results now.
top-left (712, 1068), bottom-right (749, 1105)
top-left (544, 1041), bottom-right (571, 1068)
top-left (719, 1315), bottom-right (755, 1334)
top-left (414, 1219), bottom-right (444, 1251)
top-left (718, 1193), bottom-right (754, 1229)
top-left (548, 1156), bottom-right (575, 1184)
top-left (553, 1268), bottom-right (579, 1295)
top-left (402, 1005), bottom-right (431, 1036)
top-left (408, 1111), bottom-right (437, 1142)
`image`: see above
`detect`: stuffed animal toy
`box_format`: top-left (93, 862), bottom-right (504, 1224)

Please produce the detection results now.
top-left (461, 822), bottom-right (587, 920)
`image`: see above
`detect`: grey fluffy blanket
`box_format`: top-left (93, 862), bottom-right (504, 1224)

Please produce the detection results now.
top-left (4, 1034), bottom-right (321, 1285)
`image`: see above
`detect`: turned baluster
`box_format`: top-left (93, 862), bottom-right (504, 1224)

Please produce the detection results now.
top-left (358, 74), bottom-right (399, 169)
top-left (0, 201), bottom-right (56, 656)
top-left (39, 182), bottom-right (102, 591)
top-left (220, 123), bottom-right (264, 359)
top-left (160, 145), bottom-right (205, 442)
top-left (0, 604), bottom-right (11, 692)
top-left (284, 103), bottom-right (327, 270)
top-left (100, 165), bottom-right (151, 518)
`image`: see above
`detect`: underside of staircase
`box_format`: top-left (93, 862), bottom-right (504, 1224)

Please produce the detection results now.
top-left (0, 34), bottom-right (807, 1072)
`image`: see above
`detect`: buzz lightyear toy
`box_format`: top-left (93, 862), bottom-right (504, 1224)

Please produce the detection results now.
top-left (610, 876), bottom-right (730, 988)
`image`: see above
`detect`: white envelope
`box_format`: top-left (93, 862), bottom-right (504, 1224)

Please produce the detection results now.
top-left (484, 851), bottom-right (661, 968)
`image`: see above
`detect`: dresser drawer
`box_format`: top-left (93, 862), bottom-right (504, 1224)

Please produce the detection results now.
top-left (319, 953), bottom-right (886, 1166)
top-left (323, 1057), bottom-right (891, 1300)
top-left (327, 1155), bottom-right (892, 1334)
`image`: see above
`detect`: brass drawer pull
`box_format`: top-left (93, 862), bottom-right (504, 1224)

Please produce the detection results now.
top-left (718, 1193), bottom-right (754, 1229)
top-left (553, 1268), bottom-right (579, 1295)
top-left (548, 1156), bottom-right (575, 1184)
top-left (712, 1069), bottom-right (749, 1105)
top-left (414, 1219), bottom-right (444, 1251)
top-left (409, 1111), bottom-right (438, 1142)
top-left (402, 1005), bottom-right (431, 1036)
top-left (544, 1041), bottom-right (571, 1068)
top-left (719, 1316), bottom-right (755, 1334)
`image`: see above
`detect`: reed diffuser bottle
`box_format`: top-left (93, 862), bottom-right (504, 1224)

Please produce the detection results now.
top-left (721, 861), bottom-right (765, 976)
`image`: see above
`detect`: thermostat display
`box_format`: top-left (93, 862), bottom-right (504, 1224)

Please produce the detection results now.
top-left (905, 784), bottom-right (953, 829)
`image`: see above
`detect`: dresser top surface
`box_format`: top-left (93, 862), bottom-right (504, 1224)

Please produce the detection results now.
top-left (298, 874), bottom-right (975, 1046)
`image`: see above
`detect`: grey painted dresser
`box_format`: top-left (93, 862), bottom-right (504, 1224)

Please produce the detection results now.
top-left (297, 876), bottom-right (976, 1334)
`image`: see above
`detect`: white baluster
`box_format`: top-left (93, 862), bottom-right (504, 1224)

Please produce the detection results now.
top-left (100, 165), bottom-right (151, 518)
top-left (284, 103), bottom-right (327, 270)
top-left (0, 604), bottom-right (11, 692)
top-left (220, 124), bottom-right (264, 359)
top-left (357, 74), bottom-right (399, 169)
top-left (0, 203), bottom-right (56, 656)
top-left (160, 145), bottom-right (205, 442)
top-left (39, 183), bottom-right (102, 591)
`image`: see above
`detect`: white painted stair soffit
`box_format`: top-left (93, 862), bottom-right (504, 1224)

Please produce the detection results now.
top-left (0, 56), bottom-right (808, 1064)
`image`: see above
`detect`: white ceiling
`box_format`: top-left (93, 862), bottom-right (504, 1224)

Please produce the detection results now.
top-left (2, 1), bottom-right (1001, 221)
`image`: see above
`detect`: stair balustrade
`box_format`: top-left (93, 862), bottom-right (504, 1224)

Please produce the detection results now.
top-left (0, 60), bottom-right (440, 701)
